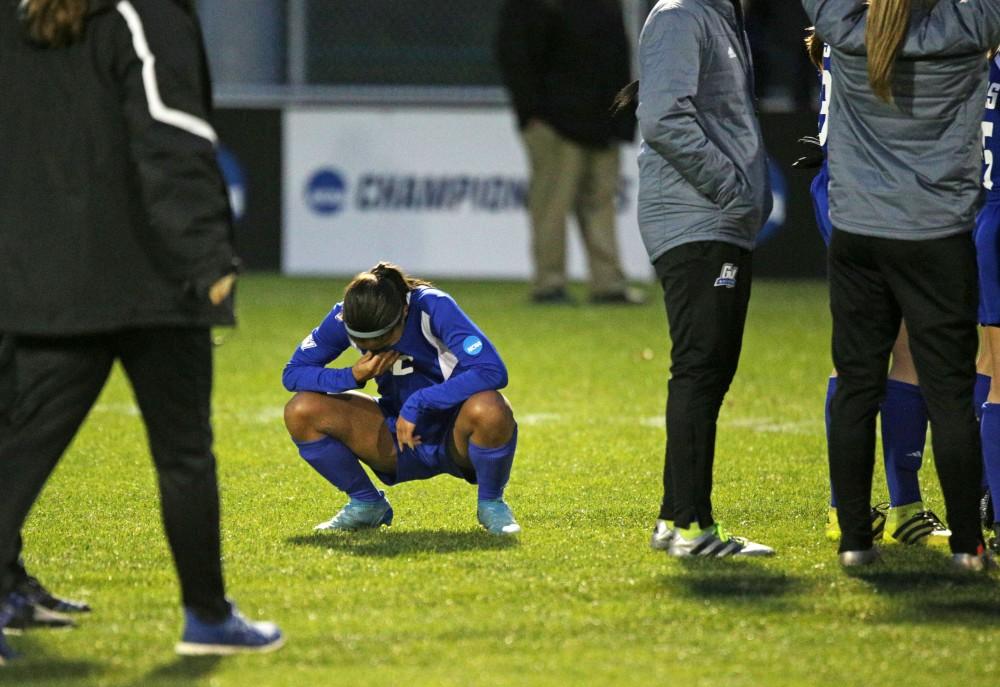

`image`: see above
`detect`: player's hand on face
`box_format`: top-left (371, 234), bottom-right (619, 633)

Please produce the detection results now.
top-left (352, 350), bottom-right (400, 384)
top-left (395, 416), bottom-right (422, 450)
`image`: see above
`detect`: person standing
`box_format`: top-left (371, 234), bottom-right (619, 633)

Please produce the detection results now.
top-left (0, 0), bottom-right (283, 661)
top-left (799, 33), bottom-right (949, 547)
top-left (803, 0), bottom-right (1000, 569)
top-left (634, 0), bottom-right (774, 556)
top-left (496, 0), bottom-right (644, 305)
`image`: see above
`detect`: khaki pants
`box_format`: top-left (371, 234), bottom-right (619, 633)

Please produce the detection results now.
top-left (521, 121), bottom-right (627, 296)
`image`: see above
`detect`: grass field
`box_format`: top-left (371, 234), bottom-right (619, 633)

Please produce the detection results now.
top-left (4, 275), bottom-right (998, 687)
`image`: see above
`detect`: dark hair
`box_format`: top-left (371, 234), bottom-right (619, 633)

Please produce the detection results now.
top-left (805, 27), bottom-right (825, 71)
top-left (20, 0), bottom-right (88, 47)
top-left (342, 262), bottom-right (431, 337)
top-left (611, 79), bottom-right (639, 118)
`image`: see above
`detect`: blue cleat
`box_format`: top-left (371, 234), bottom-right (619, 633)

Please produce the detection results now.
top-left (175, 606), bottom-right (284, 656)
top-left (314, 494), bottom-right (393, 531)
top-left (477, 498), bottom-right (521, 535)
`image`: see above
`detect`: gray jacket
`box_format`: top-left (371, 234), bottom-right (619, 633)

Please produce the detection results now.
top-left (804, 0), bottom-right (1000, 240)
top-left (636, 0), bottom-right (771, 262)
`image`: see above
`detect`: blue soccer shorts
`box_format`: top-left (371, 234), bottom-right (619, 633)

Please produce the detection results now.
top-left (976, 196), bottom-right (1000, 327)
top-left (810, 164), bottom-right (832, 248)
top-left (372, 404), bottom-right (476, 486)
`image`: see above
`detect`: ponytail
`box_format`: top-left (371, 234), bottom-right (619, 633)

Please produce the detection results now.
top-left (342, 262), bottom-right (431, 339)
top-left (805, 28), bottom-right (825, 71)
top-left (866, 0), bottom-right (912, 103)
top-left (19, 0), bottom-right (88, 48)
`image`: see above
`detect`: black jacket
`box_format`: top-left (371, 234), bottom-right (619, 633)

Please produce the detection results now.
top-left (496, 0), bottom-right (636, 147)
top-left (0, 0), bottom-right (236, 336)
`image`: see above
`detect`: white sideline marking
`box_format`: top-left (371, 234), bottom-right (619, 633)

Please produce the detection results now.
top-left (92, 402), bottom-right (140, 417)
top-left (89, 404), bottom-right (822, 436)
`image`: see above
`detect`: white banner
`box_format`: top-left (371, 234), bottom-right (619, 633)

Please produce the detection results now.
top-left (283, 107), bottom-right (653, 280)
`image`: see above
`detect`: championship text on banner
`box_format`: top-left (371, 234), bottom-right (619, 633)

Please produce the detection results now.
top-left (282, 107), bottom-right (654, 279)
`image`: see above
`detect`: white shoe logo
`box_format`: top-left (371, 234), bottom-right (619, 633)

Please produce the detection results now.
top-left (714, 263), bottom-right (738, 288)
top-left (728, 46), bottom-right (737, 59)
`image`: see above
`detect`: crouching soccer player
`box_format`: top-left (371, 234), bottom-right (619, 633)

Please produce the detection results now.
top-left (282, 263), bottom-right (520, 535)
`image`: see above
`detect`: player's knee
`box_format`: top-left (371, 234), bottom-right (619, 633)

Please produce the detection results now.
top-left (284, 393), bottom-right (324, 440)
top-left (464, 391), bottom-right (515, 440)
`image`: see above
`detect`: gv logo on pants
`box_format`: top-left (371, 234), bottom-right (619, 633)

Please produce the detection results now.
top-left (714, 263), bottom-right (738, 289)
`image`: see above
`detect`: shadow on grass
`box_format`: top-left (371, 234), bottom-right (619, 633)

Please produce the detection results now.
top-left (286, 528), bottom-right (518, 557)
top-left (0, 658), bottom-right (102, 685)
top-left (122, 656), bottom-right (222, 687)
top-left (847, 545), bottom-right (1000, 625)
top-left (662, 557), bottom-right (800, 601)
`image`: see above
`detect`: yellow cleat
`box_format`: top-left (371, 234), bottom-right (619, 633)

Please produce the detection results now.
top-left (883, 502), bottom-right (950, 546)
top-left (825, 504), bottom-right (887, 543)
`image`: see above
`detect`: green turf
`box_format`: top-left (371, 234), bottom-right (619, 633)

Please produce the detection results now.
top-left (5, 275), bottom-right (997, 686)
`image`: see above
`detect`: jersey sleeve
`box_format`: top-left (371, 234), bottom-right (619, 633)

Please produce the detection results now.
top-left (282, 304), bottom-right (362, 394)
top-left (399, 292), bottom-right (508, 425)
top-left (110, 0), bottom-right (236, 301)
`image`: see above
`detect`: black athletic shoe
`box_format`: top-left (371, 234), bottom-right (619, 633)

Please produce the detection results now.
top-left (531, 288), bottom-right (573, 305)
top-left (16, 576), bottom-right (90, 614)
top-left (4, 602), bottom-right (74, 632)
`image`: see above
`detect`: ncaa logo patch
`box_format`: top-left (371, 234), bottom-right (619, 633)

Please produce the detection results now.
top-left (463, 336), bottom-right (483, 356)
top-left (714, 264), bottom-right (738, 289)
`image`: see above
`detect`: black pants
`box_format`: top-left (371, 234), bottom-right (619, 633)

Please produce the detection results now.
top-left (655, 241), bottom-right (753, 529)
top-left (0, 328), bottom-right (229, 620)
top-left (829, 229), bottom-right (983, 554)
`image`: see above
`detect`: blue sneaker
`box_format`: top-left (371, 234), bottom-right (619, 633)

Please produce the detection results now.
top-left (175, 606), bottom-right (284, 656)
top-left (314, 494), bottom-right (393, 531)
top-left (0, 593), bottom-right (30, 664)
top-left (477, 498), bottom-right (521, 535)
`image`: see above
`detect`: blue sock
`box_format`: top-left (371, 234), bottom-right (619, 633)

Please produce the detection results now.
top-left (469, 426), bottom-right (518, 501)
top-left (976, 374), bottom-right (991, 421)
top-left (982, 404), bottom-right (1000, 525)
top-left (825, 376), bottom-right (838, 508)
top-left (880, 379), bottom-right (926, 507)
top-left (294, 436), bottom-right (382, 502)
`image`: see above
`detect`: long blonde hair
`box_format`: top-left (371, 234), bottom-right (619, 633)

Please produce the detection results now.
top-left (20, 0), bottom-right (88, 47)
top-left (865, 0), bottom-right (913, 102)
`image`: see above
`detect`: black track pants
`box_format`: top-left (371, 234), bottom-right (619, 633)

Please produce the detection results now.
top-left (0, 328), bottom-right (229, 620)
top-left (828, 229), bottom-right (983, 554)
top-left (655, 241), bottom-right (753, 530)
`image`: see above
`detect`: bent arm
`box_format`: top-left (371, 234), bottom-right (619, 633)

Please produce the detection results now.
top-left (637, 9), bottom-right (741, 207)
top-left (400, 295), bottom-right (508, 424)
top-left (495, 0), bottom-right (550, 127)
top-left (282, 307), bottom-right (361, 394)
top-left (112, 0), bottom-right (235, 300)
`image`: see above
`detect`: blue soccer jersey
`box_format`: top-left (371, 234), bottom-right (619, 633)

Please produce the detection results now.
top-left (817, 44), bottom-right (832, 153)
top-left (983, 54), bottom-right (1000, 193)
top-left (282, 286), bottom-right (508, 429)
top-left (811, 44), bottom-right (834, 246)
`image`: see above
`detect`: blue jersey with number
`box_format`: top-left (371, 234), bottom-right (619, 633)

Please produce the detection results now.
top-left (817, 44), bottom-right (832, 154)
top-left (811, 44), bottom-right (833, 245)
top-left (282, 286), bottom-right (508, 427)
top-left (983, 54), bottom-right (1000, 194)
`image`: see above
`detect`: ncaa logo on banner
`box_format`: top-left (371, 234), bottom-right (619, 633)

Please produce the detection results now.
top-left (306, 168), bottom-right (348, 216)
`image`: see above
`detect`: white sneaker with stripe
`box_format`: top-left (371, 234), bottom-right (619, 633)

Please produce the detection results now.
top-left (666, 523), bottom-right (774, 558)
